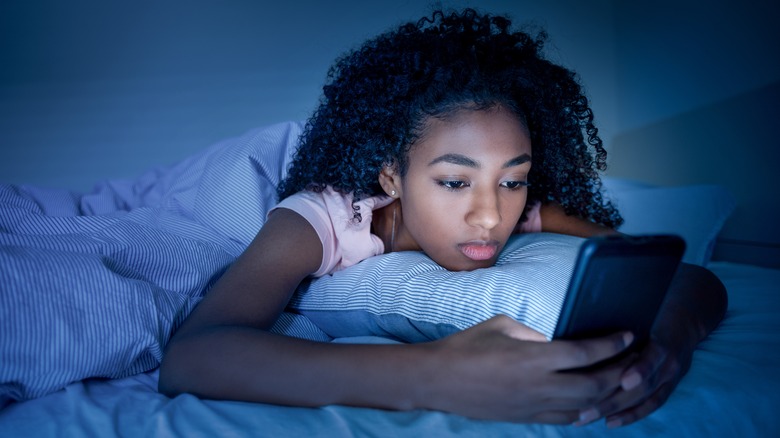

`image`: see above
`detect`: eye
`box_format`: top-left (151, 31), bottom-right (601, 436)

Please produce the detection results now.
top-left (500, 180), bottom-right (530, 190)
top-left (437, 180), bottom-right (469, 191)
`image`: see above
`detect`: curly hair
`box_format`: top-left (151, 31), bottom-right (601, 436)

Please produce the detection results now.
top-left (277, 8), bottom-right (623, 228)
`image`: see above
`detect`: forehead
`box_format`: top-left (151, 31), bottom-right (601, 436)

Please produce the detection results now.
top-left (409, 108), bottom-right (532, 163)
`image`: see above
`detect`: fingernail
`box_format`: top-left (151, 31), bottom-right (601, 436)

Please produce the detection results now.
top-left (622, 332), bottom-right (634, 348)
top-left (575, 408), bottom-right (599, 426)
top-left (622, 371), bottom-right (642, 391)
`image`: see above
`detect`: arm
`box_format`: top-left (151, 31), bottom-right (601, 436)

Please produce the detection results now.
top-left (159, 208), bottom-right (635, 422)
top-left (539, 202), bottom-right (618, 237)
top-left (538, 201), bottom-right (728, 427)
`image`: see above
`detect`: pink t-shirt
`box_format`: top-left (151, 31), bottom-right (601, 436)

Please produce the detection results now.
top-left (271, 187), bottom-right (394, 277)
top-left (271, 187), bottom-right (542, 277)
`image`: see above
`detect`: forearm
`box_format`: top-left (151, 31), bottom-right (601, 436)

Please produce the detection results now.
top-left (159, 326), bottom-right (430, 411)
top-left (539, 202), bottom-right (618, 238)
top-left (160, 316), bottom-right (641, 423)
top-left (652, 263), bottom-right (728, 350)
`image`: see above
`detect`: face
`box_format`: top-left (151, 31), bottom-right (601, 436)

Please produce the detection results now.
top-left (382, 106), bottom-right (532, 271)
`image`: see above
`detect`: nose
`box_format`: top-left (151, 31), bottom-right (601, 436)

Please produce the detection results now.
top-left (466, 190), bottom-right (501, 230)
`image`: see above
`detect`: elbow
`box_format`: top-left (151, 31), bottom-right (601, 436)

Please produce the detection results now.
top-left (157, 340), bottom-right (190, 398)
top-left (709, 266), bottom-right (729, 323)
top-left (690, 262), bottom-right (727, 307)
top-left (157, 358), bottom-right (179, 398)
top-left (680, 262), bottom-right (729, 329)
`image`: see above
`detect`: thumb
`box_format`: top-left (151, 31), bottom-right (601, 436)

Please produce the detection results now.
top-left (489, 315), bottom-right (548, 342)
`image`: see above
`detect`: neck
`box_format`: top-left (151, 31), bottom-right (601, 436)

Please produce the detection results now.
top-left (373, 200), bottom-right (400, 253)
top-left (390, 203), bottom-right (397, 252)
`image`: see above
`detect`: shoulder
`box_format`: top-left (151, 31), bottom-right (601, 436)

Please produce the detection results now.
top-left (271, 187), bottom-right (392, 276)
top-left (273, 187), bottom-right (391, 225)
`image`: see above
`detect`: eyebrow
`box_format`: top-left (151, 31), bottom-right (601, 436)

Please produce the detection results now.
top-left (428, 153), bottom-right (531, 169)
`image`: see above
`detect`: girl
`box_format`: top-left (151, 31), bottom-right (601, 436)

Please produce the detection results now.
top-left (159, 10), bottom-right (726, 427)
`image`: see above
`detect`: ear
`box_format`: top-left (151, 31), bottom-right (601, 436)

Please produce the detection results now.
top-left (378, 165), bottom-right (402, 198)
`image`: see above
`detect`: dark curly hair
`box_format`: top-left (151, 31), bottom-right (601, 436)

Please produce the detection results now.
top-left (277, 8), bottom-right (623, 228)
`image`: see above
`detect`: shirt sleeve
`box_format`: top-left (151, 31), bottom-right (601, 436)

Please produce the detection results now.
top-left (270, 190), bottom-right (339, 277)
top-left (269, 187), bottom-right (393, 277)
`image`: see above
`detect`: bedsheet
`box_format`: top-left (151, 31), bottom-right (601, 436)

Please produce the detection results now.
top-left (1, 261), bottom-right (779, 437)
top-left (0, 121), bottom-right (332, 404)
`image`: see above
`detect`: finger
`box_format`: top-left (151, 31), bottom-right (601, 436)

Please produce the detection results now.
top-left (551, 332), bottom-right (634, 370)
top-left (530, 409), bottom-right (581, 425)
top-left (579, 352), bottom-right (640, 400)
top-left (540, 396), bottom-right (607, 412)
top-left (568, 354), bottom-right (644, 426)
top-left (588, 351), bottom-right (639, 377)
top-left (586, 355), bottom-right (671, 423)
top-left (488, 314), bottom-right (548, 342)
top-left (504, 323), bottom-right (547, 342)
top-left (605, 381), bottom-right (675, 428)
top-left (547, 366), bottom-right (625, 401)
top-left (620, 343), bottom-right (665, 391)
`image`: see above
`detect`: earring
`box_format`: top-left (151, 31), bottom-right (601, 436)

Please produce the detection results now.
top-left (390, 190), bottom-right (397, 197)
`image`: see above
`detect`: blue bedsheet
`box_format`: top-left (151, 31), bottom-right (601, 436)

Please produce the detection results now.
top-left (0, 121), bottom-right (330, 404)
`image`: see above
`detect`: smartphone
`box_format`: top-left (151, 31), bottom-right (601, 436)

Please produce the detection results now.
top-left (552, 234), bottom-right (686, 346)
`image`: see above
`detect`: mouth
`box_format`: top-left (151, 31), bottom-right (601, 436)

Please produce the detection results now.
top-left (458, 240), bottom-right (500, 261)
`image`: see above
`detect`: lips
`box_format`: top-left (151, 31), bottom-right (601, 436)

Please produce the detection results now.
top-left (458, 241), bottom-right (499, 261)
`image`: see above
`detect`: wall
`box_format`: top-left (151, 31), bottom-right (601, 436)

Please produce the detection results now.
top-left (612, 1), bottom-right (780, 132)
top-left (607, 1), bottom-right (780, 266)
top-left (0, 0), bottom-right (616, 191)
top-left (5, 0), bottom-right (773, 264)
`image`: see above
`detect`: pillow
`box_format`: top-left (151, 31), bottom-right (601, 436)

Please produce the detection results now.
top-left (288, 233), bottom-right (584, 342)
top-left (602, 178), bottom-right (736, 265)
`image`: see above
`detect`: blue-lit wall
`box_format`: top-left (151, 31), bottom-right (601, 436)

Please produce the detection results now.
top-left (614, 1), bottom-right (780, 132)
top-left (0, 0), bottom-right (617, 190)
top-left (1, 0), bottom-right (778, 262)
top-left (608, 1), bottom-right (780, 265)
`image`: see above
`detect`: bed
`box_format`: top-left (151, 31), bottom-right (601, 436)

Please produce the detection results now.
top-left (2, 121), bottom-right (779, 437)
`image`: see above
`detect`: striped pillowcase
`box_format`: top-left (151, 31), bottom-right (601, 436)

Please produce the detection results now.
top-left (289, 232), bottom-right (583, 342)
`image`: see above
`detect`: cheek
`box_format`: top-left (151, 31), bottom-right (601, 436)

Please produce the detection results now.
top-left (500, 196), bottom-right (528, 234)
top-left (401, 192), bottom-right (460, 249)
top-left (505, 193), bottom-right (528, 220)
top-left (405, 196), bottom-right (453, 236)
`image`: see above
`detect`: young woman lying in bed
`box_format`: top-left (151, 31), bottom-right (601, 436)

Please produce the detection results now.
top-left (159, 9), bottom-right (726, 428)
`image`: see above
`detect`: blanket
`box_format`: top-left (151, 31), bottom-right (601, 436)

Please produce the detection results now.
top-left (1, 121), bottom-right (332, 404)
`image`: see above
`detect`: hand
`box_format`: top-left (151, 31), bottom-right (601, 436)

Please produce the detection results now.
top-left (575, 262), bottom-right (727, 428)
top-left (575, 334), bottom-right (694, 428)
top-left (421, 315), bottom-right (634, 423)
